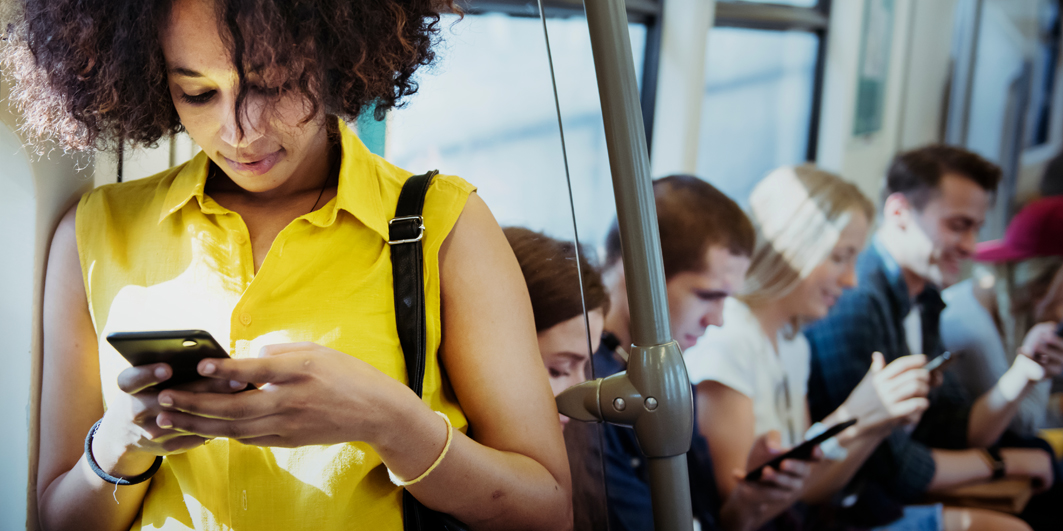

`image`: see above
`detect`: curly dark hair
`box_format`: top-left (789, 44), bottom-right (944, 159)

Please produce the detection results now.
top-left (1, 0), bottom-right (457, 151)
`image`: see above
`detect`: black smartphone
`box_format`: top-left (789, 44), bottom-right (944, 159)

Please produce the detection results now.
top-left (107, 329), bottom-right (242, 390)
top-left (925, 351), bottom-right (960, 373)
top-left (1055, 321), bottom-right (1063, 338)
top-left (744, 419), bottom-right (857, 481)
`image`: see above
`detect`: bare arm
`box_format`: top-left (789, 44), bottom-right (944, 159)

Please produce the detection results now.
top-left (37, 206), bottom-right (149, 531)
top-left (697, 382), bottom-right (811, 531)
top-left (402, 193), bottom-right (572, 529)
top-left (967, 325), bottom-right (1063, 447)
top-left (696, 381), bottom-right (756, 498)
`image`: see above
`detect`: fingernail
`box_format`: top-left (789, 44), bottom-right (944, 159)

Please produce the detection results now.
top-left (155, 366), bottom-right (169, 379)
top-left (202, 362), bottom-right (216, 375)
top-left (230, 380), bottom-right (245, 389)
top-left (158, 395), bottom-right (173, 407)
top-left (157, 417), bottom-right (173, 429)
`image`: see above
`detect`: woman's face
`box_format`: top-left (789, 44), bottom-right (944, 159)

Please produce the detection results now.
top-left (780, 211), bottom-right (870, 321)
top-left (160, 0), bottom-right (329, 194)
top-left (537, 309), bottom-right (604, 430)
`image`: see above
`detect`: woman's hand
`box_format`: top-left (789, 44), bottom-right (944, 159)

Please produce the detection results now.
top-left (153, 342), bottom-right (421, 449)
top-left (836, 352), bottom-right (930, 435)
top-left (1020, 322), bottom-right (1063, 379)
top-left (721, 431), bottom-right (816, 531)
top-left (92, 363), bottom-right (246, 477)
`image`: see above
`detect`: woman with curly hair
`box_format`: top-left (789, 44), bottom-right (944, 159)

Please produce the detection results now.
top-left (5, 0), bottom-right (573, 530)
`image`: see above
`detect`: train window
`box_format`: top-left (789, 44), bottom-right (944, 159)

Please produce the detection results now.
top-left (388, 12), bottom-right (645, 243)
top-left (696, 27), bottom-right (818, 205)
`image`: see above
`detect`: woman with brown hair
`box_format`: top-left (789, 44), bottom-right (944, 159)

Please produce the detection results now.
top-left (5, 0), bottom-right (572, 530)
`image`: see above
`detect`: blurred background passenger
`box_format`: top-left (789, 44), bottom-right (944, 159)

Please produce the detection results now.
top-left (941, 196), bottom-right (1063, 437)
top-left (504, 226), bottom-right (611, 531)
top-left (596, 175), bottom-right (815, 531)
top-left (685, 165), bottom-right (933, 529)
top-left (805, 145), bottom-right (1051, 531)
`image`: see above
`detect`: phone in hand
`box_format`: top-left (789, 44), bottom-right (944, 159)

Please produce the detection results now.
top-left (1055, 321), bottom-right (1063, 338)
top-left (744, 419), bottom-right (857, 481)
top-left (925, 351), bottom-right (960, 374)
top-left (107, 329), bottom-right (248, 390)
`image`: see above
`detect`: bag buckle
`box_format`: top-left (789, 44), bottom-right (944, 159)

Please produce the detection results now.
top-left (388, 216), bottom-right (425, 245)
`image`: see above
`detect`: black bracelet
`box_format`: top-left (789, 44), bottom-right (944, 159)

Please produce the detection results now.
top-left (986, 446), bottom-right (1006, 480)
top-left (84, 419), bottom-right (162, 486)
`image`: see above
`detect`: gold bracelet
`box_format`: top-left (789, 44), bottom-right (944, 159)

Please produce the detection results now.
top-left (388, 411), bottom-right (453, 487)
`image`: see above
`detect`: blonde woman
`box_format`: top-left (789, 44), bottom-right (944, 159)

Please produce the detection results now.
top-left (683, 166), bottom-right (935, 529)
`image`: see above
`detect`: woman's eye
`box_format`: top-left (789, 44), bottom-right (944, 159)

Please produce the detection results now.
top-left (548, 368), bottom-right (567, 379)
top-left (180, 90), bottom-right (216, 105)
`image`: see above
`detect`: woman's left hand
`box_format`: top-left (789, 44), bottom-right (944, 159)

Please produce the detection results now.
top-left (154, 342), bottom-right (419, 448)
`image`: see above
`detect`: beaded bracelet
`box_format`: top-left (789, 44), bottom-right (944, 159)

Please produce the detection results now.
top-left (84, 419), bottom-right (163, 486)
top-left (388, 411), bottom-right (453, 487)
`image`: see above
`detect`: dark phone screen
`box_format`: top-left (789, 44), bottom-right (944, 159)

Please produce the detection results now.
top-left (106, 330), bottom-right (232, 390)
top-left (744, 419), bottom-right (857, 481)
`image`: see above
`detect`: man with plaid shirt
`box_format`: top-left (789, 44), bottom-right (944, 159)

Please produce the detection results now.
top-left (805, 145), bottom-right (1060, 530)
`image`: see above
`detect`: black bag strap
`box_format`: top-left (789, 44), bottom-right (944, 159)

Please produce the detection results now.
top-left (389, 171), bottom-right (467, 531)
top-left (389, 170), bottom-right (437, 398)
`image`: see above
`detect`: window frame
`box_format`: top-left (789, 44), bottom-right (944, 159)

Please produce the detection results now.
top-left (462, 0), bottom-right (664, 149)
top-left (711, 0), bottom-right (831, 161)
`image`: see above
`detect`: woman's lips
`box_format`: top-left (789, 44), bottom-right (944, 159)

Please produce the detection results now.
top-left (224, 150), bottom-right (282, 175)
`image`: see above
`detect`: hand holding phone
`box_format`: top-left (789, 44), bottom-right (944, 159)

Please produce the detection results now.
top-left (107, 330), bottom-right (250, 390)
top-left (925, 351), bottom-right (960, 374)
top-left (744, 419), bottom-right (856, 481)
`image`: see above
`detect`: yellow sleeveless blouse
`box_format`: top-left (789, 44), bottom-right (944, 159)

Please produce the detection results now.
top-left (75, 122), bottom-right (474, 531)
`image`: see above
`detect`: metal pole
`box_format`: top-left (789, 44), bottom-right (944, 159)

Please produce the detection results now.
top-left (576, 0), bottom-right (694, 529)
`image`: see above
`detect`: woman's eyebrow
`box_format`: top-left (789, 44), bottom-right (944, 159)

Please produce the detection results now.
top-left (169, 67), bottom-right (204, 78)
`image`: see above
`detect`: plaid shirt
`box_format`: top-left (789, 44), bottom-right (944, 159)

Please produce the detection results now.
top-left (804, 239), bottom-right (971, 503)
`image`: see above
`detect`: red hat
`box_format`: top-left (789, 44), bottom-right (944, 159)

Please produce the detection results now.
top-left (976, 196), bottom-right (1063, 262)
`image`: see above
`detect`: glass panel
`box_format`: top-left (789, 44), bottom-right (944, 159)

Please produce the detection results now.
top-left (696, 27), bottom-right (818, 207)
top-left (388, 13), bottom-right (644, 244)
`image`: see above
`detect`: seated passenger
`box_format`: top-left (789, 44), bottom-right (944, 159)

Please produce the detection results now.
top-left (805, 145), bottom-right (1054, 531)
top-left (505, 227), bottom-right (611, 530)
top-left (941, 196), bottom-right (1063, 436)
top-left (596, 175), bottom-right (815, 531)
top-left (19, 1), bottom-right (573, 529)
top-left (505, 226), bottom-right (610, 425)
top-left (684, 166), bottom-right (932, 525)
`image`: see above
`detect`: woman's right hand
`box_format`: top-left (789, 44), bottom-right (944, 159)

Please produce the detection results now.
top-left (90, 363), bottom-right (246, 477)
top-left (723, 431), bottom-right (816, 531)
top-left (838, 352), bottom-right (931, 435)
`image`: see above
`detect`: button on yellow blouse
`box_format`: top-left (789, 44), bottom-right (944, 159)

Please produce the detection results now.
top-left (75, 122), bottom-right (474, 531)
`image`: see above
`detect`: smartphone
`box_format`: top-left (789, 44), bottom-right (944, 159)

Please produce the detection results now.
top-left (107, 329), bottom-right (241, 390)
top-left (924, 351), bottom-right (960, 373)
top-left (1055, 321), bottom-right (1063, 338)
top-left (744, 419), bottom-right (857, 481)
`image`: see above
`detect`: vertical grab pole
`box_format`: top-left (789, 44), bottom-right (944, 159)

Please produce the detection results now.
top-left (583, 0), bottom-right (694, 529)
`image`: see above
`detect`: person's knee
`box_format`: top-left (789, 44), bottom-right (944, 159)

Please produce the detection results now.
top-left (943, 507), bottom-right (1032, 531)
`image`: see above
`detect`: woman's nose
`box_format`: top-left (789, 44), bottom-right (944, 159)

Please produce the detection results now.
top-left (220, 101), bottom-right (265, 148)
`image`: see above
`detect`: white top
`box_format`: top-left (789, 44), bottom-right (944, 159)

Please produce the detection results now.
top-left (685, 298), bottom-right (810, 447)
top-left (903, 307), bottom-right (922, 355)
